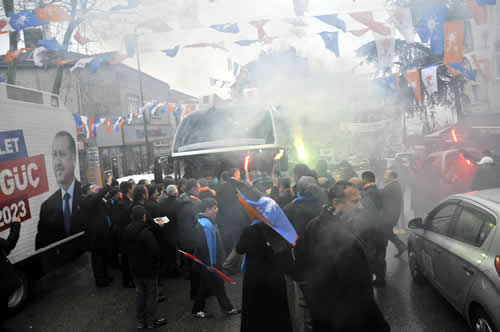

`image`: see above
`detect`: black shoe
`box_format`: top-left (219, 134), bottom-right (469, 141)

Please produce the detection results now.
top-left (394, 245), bottom-right (408, 258)
top-left (224, 308), bottom-right (241, 315)
top-left (192, 311), bottom-right (213, 319)
top-left (146, 318), bottom-right (167, 329)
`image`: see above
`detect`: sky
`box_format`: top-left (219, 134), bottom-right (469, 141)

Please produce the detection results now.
top-left (0, 0), bottom-right (391, 97)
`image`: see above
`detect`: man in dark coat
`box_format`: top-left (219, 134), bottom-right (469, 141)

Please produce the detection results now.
top-left (237, 219), bottom-right (292, 332)
top-left (270, 176), bottom-right (294, 208)
top-left (176, 179), bottom-right (203, 299)
top-left (159, 185), bottom-right (180, 277)
top-left (81, 179), bottom-right (113, 287)
top-left (0, 216), bottom-right (21, 331)
top-left (124, 205), bottom-right (167, 330)
top-left (471, 156), bottom-right (500, 191)
top-left (115, 181), bottom-right (134, 287)
top-left (382, 170), bottom-right (407, 258)
top-left (191, 198), bottom-right (240, 319)
top-left (361, 171), bottom-right (386, 288)
top-left (301, 181), bottom-right (390, 332)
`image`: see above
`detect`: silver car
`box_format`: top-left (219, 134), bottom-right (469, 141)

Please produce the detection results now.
top-left (408, 189), bottom-right (500, 332)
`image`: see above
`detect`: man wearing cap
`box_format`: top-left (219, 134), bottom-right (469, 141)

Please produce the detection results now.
top-left (472, 156), bottom-right (500, 191)
top-left (159, 185), bottom-right (180, 277)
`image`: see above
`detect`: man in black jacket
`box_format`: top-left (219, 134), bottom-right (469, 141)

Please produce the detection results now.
top-left (81, 178), bottom-right (113, 287)
top-left (301, 181), bottom-right (390, 332)
top-left (0, 216), bottom-right (21, 331)
top-left (124, 205), bottom-right (168, 330)
top-left (382, 170), bottom-right (407, 258)
top-left (115, 181), bottom-right (134, 288)
top-left (159, 185), bottom-right (179, 277)
top-left (361, 171), bottom-right (386, 288)
top-left (192, 198), bottom-right (240, 319)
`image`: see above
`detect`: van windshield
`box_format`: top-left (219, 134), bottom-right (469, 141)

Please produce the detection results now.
top-left (173, 107), bottom-right (275, 153)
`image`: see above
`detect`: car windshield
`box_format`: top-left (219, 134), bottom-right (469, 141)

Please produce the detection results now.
top-left (173, 107), bottom-right (275, 153)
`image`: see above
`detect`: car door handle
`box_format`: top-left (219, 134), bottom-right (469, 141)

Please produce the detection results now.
top-left (463, 266), bottom-right (474, 276)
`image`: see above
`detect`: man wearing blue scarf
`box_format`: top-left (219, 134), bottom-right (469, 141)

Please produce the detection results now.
top-left (192, 198), bottom-right (240, 319)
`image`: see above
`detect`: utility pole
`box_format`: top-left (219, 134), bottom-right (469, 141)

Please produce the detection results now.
top-left (135, 31), bottom-right (151, 168)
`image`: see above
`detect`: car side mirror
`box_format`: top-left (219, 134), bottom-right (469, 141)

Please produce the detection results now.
top-left (408, 217), bottom-right (423, 229)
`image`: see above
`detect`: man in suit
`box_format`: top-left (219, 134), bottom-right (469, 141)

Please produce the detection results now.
top-left (35, 131), bottom-right (82, 250)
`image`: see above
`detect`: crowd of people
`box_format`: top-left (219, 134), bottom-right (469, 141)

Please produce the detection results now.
top-left (2, 159), bottom-right (410, 332)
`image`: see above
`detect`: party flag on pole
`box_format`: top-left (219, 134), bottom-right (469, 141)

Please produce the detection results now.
top-left (8, 10), bottom-right (49, 31)
top-left (421, 65), bottom-right (438, 94)
top-left (443, 21), bottom-right (464, 64)
top-left (405, 70), bottom-right (422, 102)
top-left (319, 31), bottom-right (339, 56)
top-left (178, 250), bottom-right (234, 284)
top-left (415, 5), bottom-right (446, 55)
top-left (314, 14), bottom-right (346, 32)
top-left (72, 113), bottom-right (82, 127)
top-left (88, 118), bottom-right (95, 138)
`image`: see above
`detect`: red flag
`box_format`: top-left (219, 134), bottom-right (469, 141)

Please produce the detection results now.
top-left (466, 0), bottom-right (488, 25)
top-left (444, 21), bottom-right (464, 64)
top-left (74, 31), bottom-right (93, 45)
top-left (57, 58), bottom-right (75, 66)
top-left (349, 28), bottom-right (370, 37)
top-left (35, 4), bottom-right (70, 22)
top-left (5, 48), bottom-right (30, 63)
top-left (105, 118), bottom-right (112, 133)
top-left (350, 12), bottom-right (391, 36)
top-left (472, 55), bottom-right (491, 80)
top-left (405, 70), bottom-right (422, 103)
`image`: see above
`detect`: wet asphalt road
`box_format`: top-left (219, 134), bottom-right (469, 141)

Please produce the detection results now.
top-left (6, 238), bottom-right (471, 332)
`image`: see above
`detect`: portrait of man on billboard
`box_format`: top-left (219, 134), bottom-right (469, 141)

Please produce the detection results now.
top-left (35, 131), bottom-right (82, 250)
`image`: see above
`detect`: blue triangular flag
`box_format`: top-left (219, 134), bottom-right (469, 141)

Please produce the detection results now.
top-left (89, 55), bottom-right (113, 73)
top-left (233, 63), bottom-right (239, 77)
top-left (319, 31), bottom-right (339, 56)
top-left (0, 77), bottom-right (5, 83)
top-left (161, 46), bottom-right (180, 58)
top-left (448, 62), bottom-right (476, 81)
top-left (476, 0), bottom-right (495, 4)
top-left (415, 5), bottom-right (446, 55)
top-left (38, 37), bottom-right (68, 51)
top-left (315, 14), bottom-right (346, 32)
top-left (72, 113), bottom-right (81, 127)
top-left (173, 104), bottom-right (181, 118)
top-left (234, 40), bottom-right (260, 46)
top-left (8, 10), bottom-right (49, 31)
top-left (210, 23), bottom-right (239, 33)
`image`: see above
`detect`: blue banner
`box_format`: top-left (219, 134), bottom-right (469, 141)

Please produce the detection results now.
top-left (0, 130), bottom-right (28, 162)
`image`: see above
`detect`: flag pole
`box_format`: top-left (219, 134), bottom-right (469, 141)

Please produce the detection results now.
top-left (134, 28), bottom-right (152, 169)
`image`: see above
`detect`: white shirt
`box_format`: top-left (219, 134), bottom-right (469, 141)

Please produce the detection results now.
top-left (61, 179), bottom-right (76, 215)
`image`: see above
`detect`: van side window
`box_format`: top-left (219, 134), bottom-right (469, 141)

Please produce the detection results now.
top-left (452, 207), bottom-right (496, 247)
top-left (426, 203), bottom-right (457, 236)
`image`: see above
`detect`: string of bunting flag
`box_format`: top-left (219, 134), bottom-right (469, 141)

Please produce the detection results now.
top-left (71, 101), bottom-right (197, 139)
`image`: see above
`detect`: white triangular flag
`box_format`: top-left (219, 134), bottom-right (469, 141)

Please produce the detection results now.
top-left (70, 57), bottom-right (95, 72)
top-left (375, 38), bottom-right (395, 70)
top-left (32, 47), bottom-right (47, 67)
top-left (421, 65), bottom-right (438, 95)
top-left (390, 8), bottom-right (415, 42)
top-left (80, 115), bottom-right (90, 139)
top-left (128, 113), bottom-right (134, 124)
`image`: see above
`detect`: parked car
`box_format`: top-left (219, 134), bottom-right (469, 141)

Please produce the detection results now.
top-left (407, 189), bottom-right (500, 332)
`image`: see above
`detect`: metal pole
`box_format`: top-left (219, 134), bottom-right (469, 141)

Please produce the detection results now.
top-left (135, 32), bottom-right (151, 168)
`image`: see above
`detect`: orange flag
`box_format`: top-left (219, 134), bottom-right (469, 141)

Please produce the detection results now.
top-left (88, 118), bottom-right (94, 139)
top-left (5, 48), bottom-right (30, 63)
top-left (465, 0), bottom-right (488, 25)
top-left (35, 4), bottom-right (70, 22)
top-left (350, 12), bottom-right (391, 36)
top-left (105, 118), bottom-right (112, 133)
top-left (405, 70), bottom-right (422, 103)
top-left (444, 21), bottom-right (464, 64)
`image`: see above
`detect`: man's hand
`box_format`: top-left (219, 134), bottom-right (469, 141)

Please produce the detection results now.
top-left (12, 216), bottom-right (21, 223)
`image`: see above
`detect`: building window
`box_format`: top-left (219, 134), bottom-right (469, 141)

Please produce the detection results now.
top-left (128, 95), bottom-right (140, 115)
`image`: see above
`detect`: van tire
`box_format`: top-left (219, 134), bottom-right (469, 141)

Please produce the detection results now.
top-left (471, 306), bottom-right (496, 332)
top-left (8, 269), bottom-right (30, 313)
